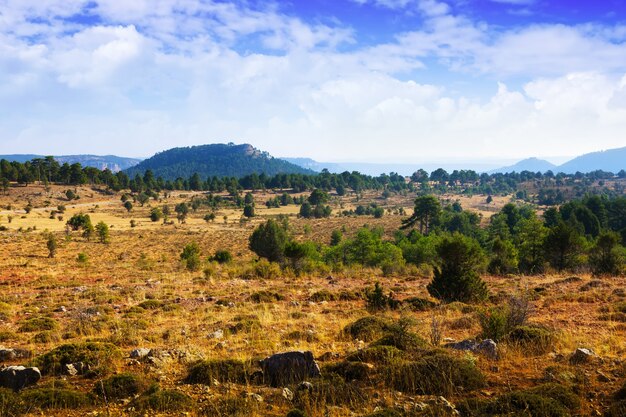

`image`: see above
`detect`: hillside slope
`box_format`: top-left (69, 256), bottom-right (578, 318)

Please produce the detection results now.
top-left (490, 157), bottom-right (557, 174)
top-left (125, 143), bottom-right (314, 179)
top-left (558, 146), bottom-right (626, 173)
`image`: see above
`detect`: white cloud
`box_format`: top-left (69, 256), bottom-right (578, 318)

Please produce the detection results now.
top-left (1, 0), bottom-right (626, 162)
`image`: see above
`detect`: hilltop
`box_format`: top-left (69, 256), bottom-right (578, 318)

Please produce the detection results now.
top-left (125, 143), bottom-right (314, 180)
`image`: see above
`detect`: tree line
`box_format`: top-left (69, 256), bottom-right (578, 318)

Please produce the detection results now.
top-left (2, 156), bottom-right (626, 198)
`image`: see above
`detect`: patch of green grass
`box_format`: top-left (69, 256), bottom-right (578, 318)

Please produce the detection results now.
top-left (186, 360), bottom-right (249, 385)
top-left (323, 361), bottom-right (371, 382)
top-left (93, 373), bottom-right (148, 400)
top-left (249, 290), bottom-right (284, 303)
top-left (228, 315), bottom-right (261, 334)
top-left (137, 300), bottom-right (163, 310)
top-left (343, 316), bottom-right (389, 342)
top-left (18, 317), bottom-right (58, 333)
top-left (130, 386), bottom-right (193, 413)
top-left (404, 297), bottom-right (437, 311)
top-left (507, 325), bottom-right (555, 354)
top-left (384, 351), bottom-right (485, 396)
top-left (346, 345), bottom-right (404, 365)
top-left (20, 388), bottom-right (92, 410)
top-left (32, 342), bottom-right (121, 376)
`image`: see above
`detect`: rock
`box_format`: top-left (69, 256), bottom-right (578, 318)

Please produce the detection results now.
top-left (130, 348), bottom-right (151, 359)
top-left (54, 306), bottom-right (67, 313)
top-left (445, 339), bottom-right (498, 359)
top-left (570, 348), bottom-right (596, 365)
top-left (0, 349), bottom-right (16, 361)
top-left (0, 366), bottom-right (41, 391)
top-left (63, 362), bottom-right (89, 376)
top-left (282, 387), bottom-right (294, 401)
top-left (242, 392), bottom-right (263, 402)
top-left (260, 351), bottom-right (321, 387)
top-left (208, 329), bottom-right (224, 340)
top-left (297, 381), bottom-right (313, 392)
top-left (476, 339), bottom-right (498, 359)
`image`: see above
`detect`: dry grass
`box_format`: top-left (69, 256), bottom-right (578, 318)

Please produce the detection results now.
top-left (0, 185), bottom-right (624, 416)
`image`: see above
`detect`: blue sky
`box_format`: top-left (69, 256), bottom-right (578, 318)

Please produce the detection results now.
top-left (1, 0), bottom-right (626, 162)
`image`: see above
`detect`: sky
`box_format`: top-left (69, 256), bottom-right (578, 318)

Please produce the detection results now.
top-left (1, 0), bottom-right (626, 163)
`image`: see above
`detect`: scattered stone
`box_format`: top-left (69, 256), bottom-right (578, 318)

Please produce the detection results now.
top-left (0, 366), bottom-right (41, 391)
top-left (130, 348), bottom-right (151, 359)
top-left (242, 392), bottom-right (263, 402)
top-left (63, 362), bottom-right (89, 376)
top-left (0, 349), bottom-right (16, 361)
top-left (297, 381), bottom-right (313, 392)
top-left (54, 306), bottom-right (67, 313)
top-left (282, 387), bottom-right (294, 401)
top-left (570, 348), bottom-right (596, 365)
top-left (445, 339), bottom-right (498, 359)
top-left (260, 351), bottom-right (321, 387)
top-left (208, 329), bottom-right (224, 340)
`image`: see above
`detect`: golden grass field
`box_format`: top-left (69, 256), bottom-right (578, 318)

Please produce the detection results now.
top-left (0, 184), bottom-right (625, 416)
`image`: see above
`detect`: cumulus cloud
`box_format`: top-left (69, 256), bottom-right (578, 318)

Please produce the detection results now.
top-left (1, 0), bottom-right (626, 161)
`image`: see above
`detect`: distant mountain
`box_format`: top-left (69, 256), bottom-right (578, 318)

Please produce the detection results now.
top-left (0, 154), bottom-right (142, 172)
top-left (126, 143), bottom-right (315, 180)
top-left (490, 157), bottom-right (557, 174)
top-left (558, 146), bottom-right (626, 174)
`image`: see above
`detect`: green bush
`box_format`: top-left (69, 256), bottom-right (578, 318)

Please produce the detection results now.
top-left (18, 317), bottom-right (58, 332)
top-left (384, 351), bottom-right (485, 396)
top-left (507, 325), bottom-right (555, 354)
top-left (137, 299), bottom-right (163, 310)
top-left (186, 359), bottom-right (249, 385)
top-left (32, 342), bottom-right (121, 376)
top-left (346, 345), bottom-right (403, 365)
top-left (309, 290), bottom-right (337, 302)
top-left (323, 361), bottom-right (371, 382)
top-left (458, 383), bottom-right (580, 417)
top-left (343, 316), bottom-right (389, 342)
top-left (249, 290), bottom-right (284, 303)
top-left (427, 233), bottom-right (488, 303)
top-left (404, 297), bottom-right (437, 311)
top-left (366, 282), bottom-right (400, 311)
top-left (211, 250), bottom-right (233, 264)
top-left (180, 242), bottom-right (201, 271)
top-left (228, 315), bottom-right (261, 334)
top-left (21, 388), bottom-right (92, 409)
top-left (94, 373), bottom-right (148, 400)
top-left (130, 386), bottom-right (193, 413)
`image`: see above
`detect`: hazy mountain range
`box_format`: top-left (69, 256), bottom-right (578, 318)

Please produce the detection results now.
top-left (0, 154), bottom-right (142, 172)
top-left (1, 144), bottom-right (625, 178)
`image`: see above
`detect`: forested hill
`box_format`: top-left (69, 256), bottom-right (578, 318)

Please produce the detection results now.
top-left (124, 143), bottom-right (315, 180)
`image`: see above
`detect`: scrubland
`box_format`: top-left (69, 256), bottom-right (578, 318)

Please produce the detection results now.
top-left (0, 184), bottom-right (625, 417)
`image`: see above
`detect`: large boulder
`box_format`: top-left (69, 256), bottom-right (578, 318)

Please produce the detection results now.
top-left (0, 366), bottom-right (41, 391)
top-left (445, 339), bottom-right (498, 359)
top-left (260, 351), bottom-right (321, 387)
